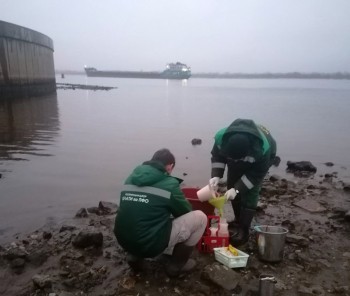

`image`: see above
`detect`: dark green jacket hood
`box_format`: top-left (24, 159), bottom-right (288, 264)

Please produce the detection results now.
top-left (129, 161), bottom-right (168, 186)
top-left (215, 118), bottom-right (270, 158)
top-left (224, 119), bottom-right (262, 143)
top-left (130, 160), bottom-right (183, 187)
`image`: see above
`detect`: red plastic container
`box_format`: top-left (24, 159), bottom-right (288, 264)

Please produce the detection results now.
top-left (181, 187), bottom-right (215, 215)
top-left (198, 236), bottom-right (229, 253)
top-left (197, 215), bottom-right (230, 253)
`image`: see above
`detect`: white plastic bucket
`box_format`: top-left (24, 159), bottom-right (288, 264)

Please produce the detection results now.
top-left (196, 184), bottom-right (215, 202)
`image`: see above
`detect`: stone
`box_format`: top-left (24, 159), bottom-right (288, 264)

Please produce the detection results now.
top-left (59, 225), bottom-right (77, 233)
top-left (316, 258), bottom-right (331, 268)
top-left (286, 234), bottom-right (309, 247)
top-left (87, 207), bottom-right (101, 215)
top-left (342, 252), bottom-right (350, 258)
top-left (72, 230), bottom-right (103, 249)
top-left (272, 156), bottom-right (281, 167)
top-left (60, 257), bottom-right (86, 275)
top-left (343, 183), bottom-right (350, 192)
top-left (57, 232), bottom-right (72, 245)
top-left (240, 278), bottom-right (259, 295)
top-left (293, 199), bottom-right (326, 213)
top-left (286, 161), bottom-right (317, 173)
top-left (43, 231), bottom-right (52, 240)
top-left (32, 274), bottom-right (52, 289)
top-left (27, 250), bottom-right (48, 267)
top-left (269, 174), bottom-right (280, 182)
top-left (256, 201), bottom-right (267, 211)
top-left (75, 208), bottom-right (88, 218)
top-left (297, 284), bottom-right (325, 295)
top-left (201, 263), bottom-right (240, 291)
top-left (279, 194), bottom-right (293, 200)
top-left (345, 211), bottom-right (350, 221)
top-left (58, 292), bottom-right (75, 296)
top-left (3, 247), bottom-right (27, 260)
top-left (10, 258), bottom-right (26, 268)
top-left (99, 219), bottom-right (113, 227)
top-left (294, 171), bottom-right (315, 178)
top-left (334, 286), bottom-right (349, 293)
top-left (260, 185), bottom-right (279, 197)
top-left (191, 138), bottom-right (202, 145)
top-left (98, 201), bottom-right (118, 215)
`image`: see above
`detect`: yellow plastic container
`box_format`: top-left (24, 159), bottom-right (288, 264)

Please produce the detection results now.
top-left (208, 196), bottom-right (227, 217)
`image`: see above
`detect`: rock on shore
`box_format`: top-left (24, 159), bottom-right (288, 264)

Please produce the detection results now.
top-left (0, 162), bottom-right (349, 296)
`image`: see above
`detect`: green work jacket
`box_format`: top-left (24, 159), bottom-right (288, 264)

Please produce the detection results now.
top-left (211, 119), bottom-right (277, 195)
top-left (114, 160), bottom-right (192, 258)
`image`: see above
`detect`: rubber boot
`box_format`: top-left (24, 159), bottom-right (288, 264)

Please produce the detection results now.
top-left (230, 208), bottom-right (256, 247)
top-left (165, 243), bottom-right (196, 277)
top-left (126, 254), bottom-right (144, 272)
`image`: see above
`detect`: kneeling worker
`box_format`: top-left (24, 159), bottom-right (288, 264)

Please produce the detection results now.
top-left (114, 148), bottom-right (207, 277)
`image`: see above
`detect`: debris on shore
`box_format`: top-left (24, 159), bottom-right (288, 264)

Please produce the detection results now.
top-left (56, 83), bottom-right (117, 91)
top-left (0, 161), bottom-right (349, 296)
top-left (191, 138), bottom-right (202, 145)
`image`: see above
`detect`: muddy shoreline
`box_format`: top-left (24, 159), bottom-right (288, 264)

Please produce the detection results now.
top-left (0, 162), bottom-right (349, 296)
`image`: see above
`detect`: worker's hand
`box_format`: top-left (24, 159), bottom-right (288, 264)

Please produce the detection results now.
top-left (209, 177), bottom-right (220, 189)
top-left (224, 188), bottom-right (239, 200)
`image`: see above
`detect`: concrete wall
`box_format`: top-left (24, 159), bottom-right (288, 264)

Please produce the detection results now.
top-left (0, 20), bottom-right (56, 99)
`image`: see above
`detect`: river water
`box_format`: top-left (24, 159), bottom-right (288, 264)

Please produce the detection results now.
top-left (1, 75), bottom-right (350, 243)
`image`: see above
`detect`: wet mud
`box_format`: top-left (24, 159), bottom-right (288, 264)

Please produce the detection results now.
top-left (0, 167), bottom-right (349, 296)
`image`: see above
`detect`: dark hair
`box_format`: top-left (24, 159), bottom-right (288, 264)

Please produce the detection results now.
top-left (151, 148), bottom-right (176, 167)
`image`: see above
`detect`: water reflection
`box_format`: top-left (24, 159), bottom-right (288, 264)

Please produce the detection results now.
top-left (0, 94), bottom-right (60, 169)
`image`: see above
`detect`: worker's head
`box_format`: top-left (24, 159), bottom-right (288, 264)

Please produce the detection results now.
top-left (222, 133), bottom-right (250, 159)
top-left (151, 148), bottom-right (176, 173)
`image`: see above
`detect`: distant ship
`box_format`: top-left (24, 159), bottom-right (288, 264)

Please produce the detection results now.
top-left (84, 62), bottom-right (191, 80)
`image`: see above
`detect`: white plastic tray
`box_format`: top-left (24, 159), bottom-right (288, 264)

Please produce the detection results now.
top-left (213, 247), bottom-right (249, 268)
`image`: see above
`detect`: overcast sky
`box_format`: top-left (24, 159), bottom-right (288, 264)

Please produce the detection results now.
top-left (2, 0), bottom-right (350, 73)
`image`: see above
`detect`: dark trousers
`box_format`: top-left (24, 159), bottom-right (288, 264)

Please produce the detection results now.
top-left (227, 168), bottom-right (262, 211)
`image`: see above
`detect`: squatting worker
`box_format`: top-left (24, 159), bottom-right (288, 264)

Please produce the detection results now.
top-left (209, 119), bottom-right (277, 246)
top-left (114, 148), bottom-right (207, 277)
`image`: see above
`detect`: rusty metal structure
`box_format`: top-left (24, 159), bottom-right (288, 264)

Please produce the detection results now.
top-left (0, 20), bottom-right (56, 99)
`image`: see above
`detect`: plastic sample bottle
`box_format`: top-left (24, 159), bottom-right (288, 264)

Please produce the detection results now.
top-left (209, 227), bottom-right (218, 237)
top-left (218, 218), bottom-right (229, 237)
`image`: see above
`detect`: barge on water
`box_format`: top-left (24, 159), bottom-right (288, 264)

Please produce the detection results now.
top-left (84, 62), bottom-right (191, 80)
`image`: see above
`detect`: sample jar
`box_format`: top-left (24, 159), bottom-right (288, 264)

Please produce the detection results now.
top-left (209, 227), bottom-right (218, 237)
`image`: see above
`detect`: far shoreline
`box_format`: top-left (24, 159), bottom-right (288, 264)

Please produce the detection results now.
top-left (55, 70), bottom-right (350, 80)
